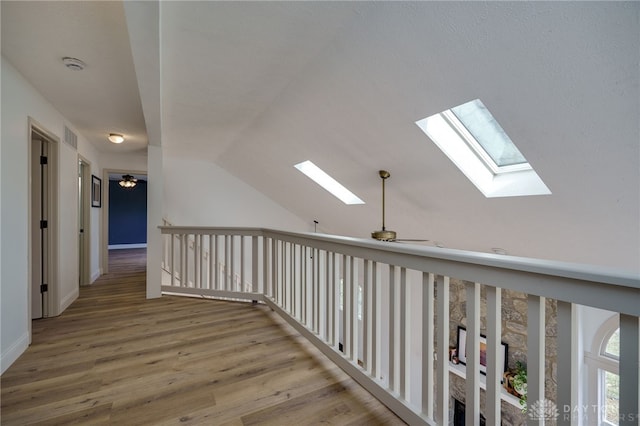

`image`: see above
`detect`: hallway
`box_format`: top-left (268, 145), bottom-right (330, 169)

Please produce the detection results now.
top-left (1, 249), bottom-right (404, 425)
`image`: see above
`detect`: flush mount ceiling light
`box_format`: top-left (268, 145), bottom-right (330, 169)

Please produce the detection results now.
top-left (119, 174), bottom-right (137, 189)
top-left (294, 160), bottom-right (364, 205)
top-left (108, 133), bottom-right (124, 144)
top-left (62, 57), bottom-right (86, 71)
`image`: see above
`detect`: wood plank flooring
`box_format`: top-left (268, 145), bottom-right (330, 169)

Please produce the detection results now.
top-left (1, 249), bottom-right (405, 425)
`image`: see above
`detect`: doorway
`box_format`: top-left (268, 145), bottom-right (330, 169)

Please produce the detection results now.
top-left (78, 157), bottom-right (91, 286)
top-left (30, 125), bottom-right (57, 319)
top-left (101, 169), bottom-right (148, 275)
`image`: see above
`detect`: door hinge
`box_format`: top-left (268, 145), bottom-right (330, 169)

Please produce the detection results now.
top-left (40, 220), bottom-right (48, 229)
top-left (40, 156), bottom-right (48, 165)
top-left (40, 284), bottom-right (48, 293)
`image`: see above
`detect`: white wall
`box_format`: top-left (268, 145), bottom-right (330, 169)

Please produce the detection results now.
top-left (1, 58), bottom-right (30, 373)
top-left (75, 132), bottom-right (103, 284)
top-left (164, 152), bottom-right (310, 231)
top-left (100, 152), bottom-right (147, 173)
top-left (0, 57), bottom-right (102, 373)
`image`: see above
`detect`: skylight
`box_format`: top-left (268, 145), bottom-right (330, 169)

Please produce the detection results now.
top-left (415, 99), bottom-right (551, 198)
top-left (294, 160), bottom-right (365, 205)
top-left (451, 99), bottom-right (527, 168)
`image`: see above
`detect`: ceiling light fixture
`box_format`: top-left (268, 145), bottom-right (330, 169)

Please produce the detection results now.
top-left (62, 57), bottom-right (86, 71)
top-left (119, 174), bottom-right (137, 189)
top-left (108, 133), bottom-right (124, 144)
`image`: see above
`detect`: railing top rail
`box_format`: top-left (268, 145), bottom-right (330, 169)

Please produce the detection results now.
top-left (159, 225), bottom-right (639, 314)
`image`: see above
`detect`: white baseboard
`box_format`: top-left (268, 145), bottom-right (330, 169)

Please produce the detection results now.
top-left (90, 268), bottom-right (102, 283)
top-left (60, 288), bottom-right (79, 313)
top-left (1, 332), bottom-right (29, 374)
top-left (108, 243), bottom-right (147, 250)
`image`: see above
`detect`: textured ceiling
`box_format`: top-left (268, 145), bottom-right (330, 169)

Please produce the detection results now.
top-left (3, 1), bottom-right (639, 270)
top-left (1, 1), bottom-right (147, 154)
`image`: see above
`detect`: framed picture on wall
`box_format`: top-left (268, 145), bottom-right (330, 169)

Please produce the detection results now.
top-left (456, 326), bottom-right (508, 375)
top-left (91, 175), bottom-right (101, 208)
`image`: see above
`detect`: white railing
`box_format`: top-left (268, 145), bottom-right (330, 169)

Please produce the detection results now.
top-left (159, 226), bottom-right (640, 426)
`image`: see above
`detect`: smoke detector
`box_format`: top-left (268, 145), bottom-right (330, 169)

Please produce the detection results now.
top-left (62, 57), bottom-right (86, 71)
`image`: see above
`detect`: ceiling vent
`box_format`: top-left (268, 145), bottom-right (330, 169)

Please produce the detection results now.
top-left (64, 125), bottom-right (78, 150)
top-left (62, 57), bottom-right (86, 71)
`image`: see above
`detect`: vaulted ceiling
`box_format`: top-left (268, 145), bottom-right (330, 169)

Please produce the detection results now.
top-left (3, 1), bottom-right (638, 270)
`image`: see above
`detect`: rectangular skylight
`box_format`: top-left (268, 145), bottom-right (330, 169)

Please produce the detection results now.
top-left (294, 160), bottom-right (365, 205)
top-left (451, 99), bottom-right (527, 167)
top-left (415, 99), bottom-right (551, 198)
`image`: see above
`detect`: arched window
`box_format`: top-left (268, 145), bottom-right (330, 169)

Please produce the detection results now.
top-left (586, 315), bottom-right (619, 425)
top-left (600, 327), bottom-right (620, 425)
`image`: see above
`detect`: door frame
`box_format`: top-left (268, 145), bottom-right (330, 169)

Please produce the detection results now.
top-left (78, 156), bottom-right (91, 286)
top-left (28, 118), bottom-right (59, 326)
top-left (101, 168), bottom-right (147, 274)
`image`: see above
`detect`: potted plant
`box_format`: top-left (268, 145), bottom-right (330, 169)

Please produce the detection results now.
top-left (504, 361), bottom-right (527, 412)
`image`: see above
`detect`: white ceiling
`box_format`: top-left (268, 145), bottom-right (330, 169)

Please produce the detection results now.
top-left (3, 1), bottom-right (639, 270)
top-left (1, 1), bottom-right (147, 154)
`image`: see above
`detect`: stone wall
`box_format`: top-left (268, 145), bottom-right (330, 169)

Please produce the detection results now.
top-left (445, 278), bottom-right (558, 425)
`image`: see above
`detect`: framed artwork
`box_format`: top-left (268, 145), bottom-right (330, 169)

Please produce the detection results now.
top-left (91, 175), bottom-right (102, 208)
top-left (456, 326), bottom-right (508, 375)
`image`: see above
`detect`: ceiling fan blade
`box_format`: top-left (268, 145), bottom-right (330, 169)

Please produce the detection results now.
top-left (393, 238), bottom-right (430, 242)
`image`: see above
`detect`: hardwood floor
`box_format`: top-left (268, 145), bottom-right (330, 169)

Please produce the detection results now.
top-left (1, 249), bottom-right (405, 425)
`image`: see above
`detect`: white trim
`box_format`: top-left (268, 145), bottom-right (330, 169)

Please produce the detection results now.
top-left (101, 168), bottom-right (147, 275)
top-left (0, 332), bottom-right (29, 375)
top-left (584, 314), bottom-right (620, 426)
top-left (108, 243), bottom-right (147, 250)
top-left (441, 109), bottom-right (531, 175)
top-left (415, 112), bottom-right (551, 198)
top-left (60, 288), bottom-right (79, 313)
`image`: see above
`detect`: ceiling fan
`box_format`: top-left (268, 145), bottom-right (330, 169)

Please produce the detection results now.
top-left (371, 170), bottom-right (429, 243)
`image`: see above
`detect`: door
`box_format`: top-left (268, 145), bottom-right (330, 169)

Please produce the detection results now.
top-left (31, 132), bottom-right (50, 318)
top-left (78, 158), bottom-right (90, 286)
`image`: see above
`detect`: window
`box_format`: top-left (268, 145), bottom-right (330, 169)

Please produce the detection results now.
top-left (586, 315), bottom-right (620, 426)
top-left (603, 328), bottom-right (620, 360)
top-left (294, 160), bottom-right (364, 205)
top-left (601, 328), bottom-right (620, 425)
top-left (415, 99), bottom-right (551, 198)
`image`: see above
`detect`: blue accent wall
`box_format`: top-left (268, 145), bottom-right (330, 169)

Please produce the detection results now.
top-left (108, 180), bottom-right (147, 245)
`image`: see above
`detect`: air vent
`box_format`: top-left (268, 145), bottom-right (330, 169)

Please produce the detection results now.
top-left (64, 125), bottom-right (78, 150)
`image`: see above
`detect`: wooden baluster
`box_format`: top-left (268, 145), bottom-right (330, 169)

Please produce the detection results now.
top-left (170, 232), bottom-right (175, 287)
top-left (195, 234), bottom-right (200, 289)
top-left (389, 265), bottom-right (396, 393)
top-left (325, 251), bottom-right (332, 343)
top-left (371, 261), bottom-right (378, 378)
top-left (240, 236), bottom-right (245, 293)
top-left (251, 235), bottom-right (258, 294)
top-left (465, 282), bottom-right (481, 426)
top-left (399, 267), bottom-right (407, 400)
top-left (436, 275), bottom-right (450, 425)
top-left (619, 314), bottom-right (639, 426)
top-left (527, 294), bottom-right (546, 426)
top-left (363, 260), bottom-right (370, 373)
top-left (421, 272), bottom-right (435, 420)
top-left (485, 285), bottom-right (502, 426)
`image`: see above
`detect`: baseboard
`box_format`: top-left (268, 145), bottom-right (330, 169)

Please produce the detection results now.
top-left (1, 332), bottom-right (29, 374)
top-left (60, 288), bottom-right (79, 313)
top-left (108, 243), bottom-right (147, 250)
top-left (90, 269), bottom-right (102, 283)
